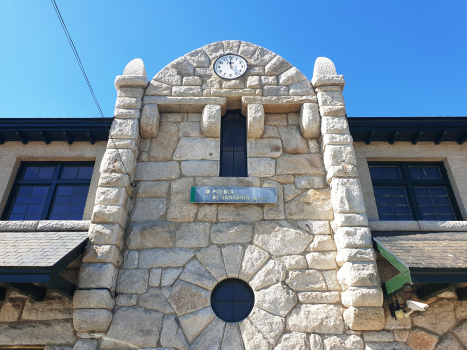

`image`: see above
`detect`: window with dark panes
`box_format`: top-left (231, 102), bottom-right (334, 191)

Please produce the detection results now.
top-left (220, 111), bottom-right (247, 177)
top-left (2, 162), bottom-right (94, 221)
top-left (368, 162), bottom-right (462, 221)
top-left (210, 278), bottom-right (254, 322)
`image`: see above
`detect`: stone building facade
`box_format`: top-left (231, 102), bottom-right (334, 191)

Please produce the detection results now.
top-left (1, 40), bottom-right (467, 350)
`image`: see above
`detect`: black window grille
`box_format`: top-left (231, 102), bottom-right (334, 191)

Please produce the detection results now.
top-left (369, 162), bottom-right (462, 221)
top-left (2, 162), bottom-right (94, 221)
top-left (220, 111), bottom-right (247, 177)
top-left (210, 278), bottom-right (254, 322)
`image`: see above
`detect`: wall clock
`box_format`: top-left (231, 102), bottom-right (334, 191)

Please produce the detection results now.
top-left (213, 54), bottom-right (249, 79)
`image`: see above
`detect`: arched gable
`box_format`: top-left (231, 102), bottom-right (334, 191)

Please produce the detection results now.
top-left (145, 40), bottom-right (316, 102)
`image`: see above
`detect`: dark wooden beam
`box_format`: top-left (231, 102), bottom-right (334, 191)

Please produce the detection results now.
top-left (435, 130), bottom-right (447, 145)
top-left (0, 286), bottom-right (6, 301)
top-left (2, 282), bottom-right (46, 301)
top-left (86, 131), bottom-right (95, 144)
top-left (15, 131), bottom-right (28, 144)
top-left (416, 283), bottom-right (456, 300)
top-left (38, 131), bottom-right (51, 144)
top-left (458, 132), bottom-right (467, 145)
top-left (48, 274), bottom-right (76, 300)
top-left (389, 131), bottom-right (399, 145)
top-left (457, 286), bottom-right (467, 300)
top-left (412, 131), bottom-right (423, 145)
top-left (365, 131), bottom-right (375, 145)
top-left (63, 131), bottom-right (73, 145)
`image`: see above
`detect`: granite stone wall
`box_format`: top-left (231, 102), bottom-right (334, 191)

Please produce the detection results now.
top-left (64, 41), bottom-right (467, 349)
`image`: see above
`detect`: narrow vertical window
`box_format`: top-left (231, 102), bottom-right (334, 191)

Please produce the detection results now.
top-left (220, 111), bottom-right (247, 177)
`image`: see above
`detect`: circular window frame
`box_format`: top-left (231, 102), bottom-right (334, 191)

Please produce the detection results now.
top-left (210, 278), bottom-right (255, 323)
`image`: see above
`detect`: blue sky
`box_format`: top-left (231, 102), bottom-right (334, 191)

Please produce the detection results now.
top-left (1, 1), bottom-right (466, 119)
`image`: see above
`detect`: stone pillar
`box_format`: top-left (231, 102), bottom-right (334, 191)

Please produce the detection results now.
top-left (73, 59), bottom-right (148, 340)
top-left (201, 104), bottom-right (221, 137)
top-left (312, 57), bottom-right (385, 331)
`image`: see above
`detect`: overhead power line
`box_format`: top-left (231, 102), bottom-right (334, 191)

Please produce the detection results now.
top-left (50, 0), bottom-right (135, 186)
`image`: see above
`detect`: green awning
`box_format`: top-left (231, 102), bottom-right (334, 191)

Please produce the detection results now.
top-left (373, 231), bottom-right (467, 300)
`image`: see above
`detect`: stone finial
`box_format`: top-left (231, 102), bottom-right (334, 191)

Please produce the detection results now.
top-left (115, 59), bottom-right (148, 89)
top-left (123, 58), bottom-right (147, 77)
top-left (313, 57), bottom-right (337, 76)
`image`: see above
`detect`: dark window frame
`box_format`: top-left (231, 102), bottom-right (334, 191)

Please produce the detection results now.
top-left (368, 161), bottom-right (463, 221)
top-left (210, 278), bottom-right (255, 323)
top-left (219, 110), bottom-right (248, 177)
top-left (2, 161), bottom-right (94, 221)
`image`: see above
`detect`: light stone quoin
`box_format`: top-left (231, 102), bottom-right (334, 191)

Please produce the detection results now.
top-left (61, 41), bottom-right (394, 350)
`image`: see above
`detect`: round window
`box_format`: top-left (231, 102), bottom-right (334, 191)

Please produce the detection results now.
top-left (211, 278), bottom-right (254, 323)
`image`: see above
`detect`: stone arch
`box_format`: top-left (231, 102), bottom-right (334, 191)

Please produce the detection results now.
top-left (144, 40), bottom-right (316, 113)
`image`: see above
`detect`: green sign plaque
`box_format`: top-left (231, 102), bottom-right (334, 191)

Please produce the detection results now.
top-left (190, 186), bottom-right (277, 204)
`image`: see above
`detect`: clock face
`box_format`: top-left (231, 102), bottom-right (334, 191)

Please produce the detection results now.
top-left (214, 54), bottom-right (248, 79)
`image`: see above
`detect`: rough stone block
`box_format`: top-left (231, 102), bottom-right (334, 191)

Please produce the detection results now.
top-left (114, 107), bottom-right (140, 119)
top-left (73, 339), bottom-right (98, 350)
top-left (73, 309), bottom-right (113, 333)
top-left (82, 244), bottom-right (121, 265)
top-left (146, 80), bottom-right (172, 95)
top-left (343, 307), bottom-right (385, 331)
top-left (99, 148), bottom-right (136, 176)
top-left (264, 85), bottom-right (288, 96)
top-left (179, 121), bottom-right (202, 137)
top-left (78, 263), bottom-right (117, 289)
top-left (181, 160), bottom-right (219, 176)
top-left (285, 270), bottom-right (327, 292)
top-left (248, 138), bottom-right (282, 158)
top-left (217, 204), bottom-right (263, 222)
top-left (201, 104), bottom-right (221, 137)
top-left (136, 181), bottom-right (169, 198)
top-left (337, 262), bottom-right (380, 290)
top-left (276, 154), bottom-right (325, 175)
top-left (331, 178), bottom-right (366, 214)
top-left (336, 248), bottom-right (376, 266)
top-left (295, 175), bottom-right (325, 189)
top-left (321, 116), bottom-right (349, 134)
top-left (254, 221), bottom-right (313, 256)
top-left (73, 289), bottom-right (115, 310)
top-left (332, 214), bottom-right (369, 230)
top-left (140, 104), bottom-right (160, 139)
top-left (196, 245), bottom-right (227, 281)
top-left (246, 76), bottom-right (261, 89)
top-left (342, 287), bottom-right (383, 307)
top-left (308, 235), bottom-right (335, 251)
top-left (286, 304), bottom-right (344, 334)
top-left (139, 248), bottom-right (195, 268)
top-left (110, 119), bottom-right (139, 140)
top-left (100, 307), bottom-right (163, 349)
top-left (211, 222), bottom-right (253, 244)
top-left (135, 161), bottom-right (180, 181)
top-left (300, 103), bottom-right (320, 139)
top-left (88, 223), bottom-right (124, 248)
top-left (248, 158), bottom-right (275, 177)
top-left (127, 221), bottom-right (175, 249)
top-left (279, 67), bottom-right (307, 86)
top-left (115, 97), bottom-right (142, 109)
top-left (95, 187), bottom-right (127, 206)
top-left (306, 252), bottom-right (337, 270)
top-left (261, 76), bottom-right (278, 86)
top-left (255, 283), bottom-right (297, 317)
top-left (168, 280), bottom-right (210, 316)
top-left (222, 245), bottom-right (244, 278)
top-left (250, 259), bottom-right (286, 291)
top-left (167, 177), bottom-right (198, 222)
top-left (279, 125), bottom-right (308, 154)
top-left (298, 220), bottom-right (332, 235)
top-left (239, 245), bottom-right (269, 281)
top-left (247, 104), bottom-right (264, 138)
top-left (298, 291), bottom-right (340, 304)
top-left (116, 269), bottom-right (149, 294)
top-left (318, 91), bottom-right (345, 106)
top-left (173, 137), bottom-right (220, 160)
top-left (324, 145), bottom-right (357, 169)
top-left (175, 222), bottom-right (210, 248)
top-left (130, 198), bottom-right (166, 222)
